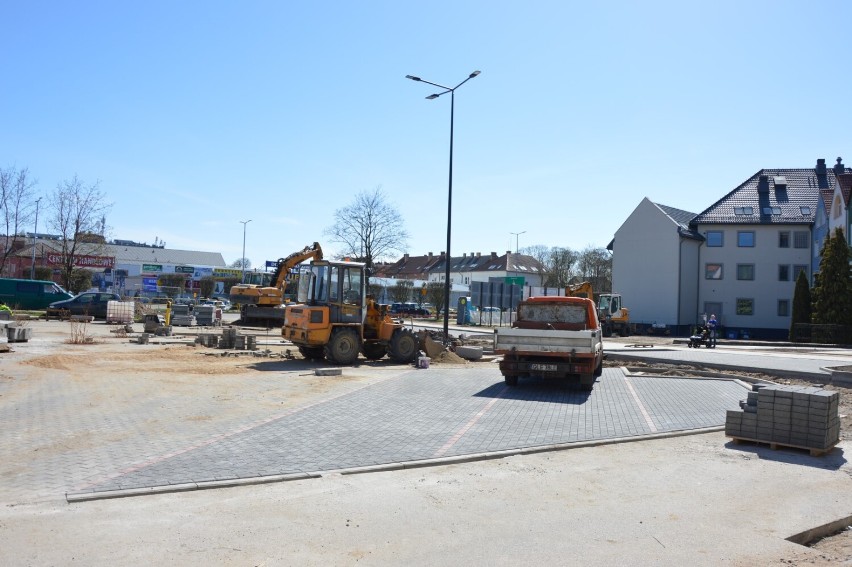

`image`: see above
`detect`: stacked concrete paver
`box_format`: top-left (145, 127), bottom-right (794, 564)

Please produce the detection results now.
top-left (726, 384), bottom-right (840, 455)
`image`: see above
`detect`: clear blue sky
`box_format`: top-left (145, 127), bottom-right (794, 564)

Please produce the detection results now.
top-left (3, 1), bottom-right (850, 268)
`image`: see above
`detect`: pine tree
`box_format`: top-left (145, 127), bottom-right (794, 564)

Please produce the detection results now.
top-left (789, 269), bottom-right (812, 340)
top-left (812, 228), bottom-right (852, 325)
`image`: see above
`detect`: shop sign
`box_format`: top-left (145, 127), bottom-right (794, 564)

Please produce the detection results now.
top-left (143, 263), bottom-right (163, 273)
top-left (213, 268), bottom-right (242, 278)
top-left (175, 266), bottom-right (195, 274)
top-left (46, 253), bottom-right (115, 268)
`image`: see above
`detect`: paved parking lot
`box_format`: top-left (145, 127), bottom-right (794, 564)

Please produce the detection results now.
top-left (63, 366), bottom-right (746, 500)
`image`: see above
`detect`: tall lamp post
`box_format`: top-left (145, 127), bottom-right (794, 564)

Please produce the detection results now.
top-left (510, 231), bottom-right (526, 254)
top-left (30, 197), bottom-right (42, 280)
top-left (240, 219), bottom-right (252, 283)
top-left (406, 70), bottom-right (480, 343)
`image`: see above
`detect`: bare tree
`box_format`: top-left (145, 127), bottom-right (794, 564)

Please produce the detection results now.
top-left (389, 280), bottom-right (414, 303)
top-left (425, 282), bottom-right (446, 317)
top-left (521, 244), bottom-right (554, 288)
top-left (577, 246), bottom-right (612, 292)
top-left (545, 247), bottom-right (578, 288)
top-left (47, 175), bottom-right (112, 290)
top-left (230, 258), bottom-right (252, 270)
top-left (324, 186), bottom-right (409, 275)
top-left (0, 166), bottom-right (37, 275)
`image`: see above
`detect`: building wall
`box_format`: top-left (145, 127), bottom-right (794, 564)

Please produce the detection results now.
top-left (696, 223), bottom-right (810, 335)
top-left (613, 199), bottom-right (683, 327)
top-left (678, 238), bottom-right (702, 328)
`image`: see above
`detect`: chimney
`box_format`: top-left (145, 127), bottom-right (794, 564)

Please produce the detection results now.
top-left (834, 157), bottom-right (845, 175)
top-left (757, 174), bottom-right (769, 193)
top-left (403, 253), bottom-right (409, 261)
top-left (490, 252), bottom-right (497, 259)
top-left (462, 253), bottom-right (466, 258)
top-left (427, 252), bottom-right (432, 258)
top-left (475, 252), bottom-right (481, 258)
top-left (816, 158), bottom-right (827, 175)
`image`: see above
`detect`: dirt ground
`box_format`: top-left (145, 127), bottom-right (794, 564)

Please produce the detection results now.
top-left (3, 321), bottom-right (851, 563)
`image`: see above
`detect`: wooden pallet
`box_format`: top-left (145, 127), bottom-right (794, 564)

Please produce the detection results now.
top-left (625, 343), bottom-right (654, 348)
top-left (727, 436), bottom-right (838, 457)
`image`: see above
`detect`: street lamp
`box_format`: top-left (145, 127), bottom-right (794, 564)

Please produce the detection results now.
top-left (30, 197), bottom-right (42, 280)
top-left (239, 219), bottom-right (252, 283)
top-left (406, 70), bottom-right (480, 344)
top-left (510, 231), bottom-right (526, 254)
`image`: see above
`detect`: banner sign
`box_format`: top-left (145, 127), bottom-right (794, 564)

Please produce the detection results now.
top-left (193, 267), bottom-right (213, 279)
top-left (46, 253), bottom-right (115, 269)
top-left (143, 263), bottom-right (162, 273)
top-left (213, 268), bottom-right (242, 278)
top-left (265, 260), bottom-right (278, 269)
top-left (142, 277), bottom-right (158, 291)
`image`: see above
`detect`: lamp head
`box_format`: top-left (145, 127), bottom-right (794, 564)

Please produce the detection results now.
top-left (405, 75), bottom-right (421, 81)
top-left (426, 94), bottom-right (439, 100)
top-left (470, 70), bottom-right (481, 78)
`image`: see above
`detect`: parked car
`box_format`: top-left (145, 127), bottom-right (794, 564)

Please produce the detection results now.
top-left (49, 292), bottom-right (123, 319)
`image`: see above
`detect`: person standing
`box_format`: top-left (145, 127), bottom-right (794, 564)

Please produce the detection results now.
top-left (707, 314), bottom-right (718, 348)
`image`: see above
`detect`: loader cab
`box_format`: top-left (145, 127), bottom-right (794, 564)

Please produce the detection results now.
top-left (297, 260), bottom-right (365, 324)
top-left (597, 293), bottom-right (622, 318)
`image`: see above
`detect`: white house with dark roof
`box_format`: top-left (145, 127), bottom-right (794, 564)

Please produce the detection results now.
top-left (688, 158), bottom-right (849, 339)
top-left (610, 198), bottom-right (702, 330)
top-left (612, 157), bottom-right (850, 339)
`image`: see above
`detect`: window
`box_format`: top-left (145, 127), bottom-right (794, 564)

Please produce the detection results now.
top-left (800, 206), bottom-right (811, 216)
top-left (778, 231), bottom-right (790, 248)
top-left (737, 264), bottom-right (755, 280)
top-left (734, 207), bottom-right (754, 215)
top-left (778, 265), bottom-right (790, 281)
top-left (762, 207), bottom-right (781, 215)
top-left (706, 231), bottom-right (724, 247)
top-left (794, 231), bottom-right (809, 248)
top-left (793, 265), bottom-right (808, 280)
top-left (737, 231), bottom-right (755, 247)
top-left (778, 300), bottom-right (789, 317)
top-left (705, 263), bottom-right (723, 280)
top-left (736, 298), bottom-right (754, 316)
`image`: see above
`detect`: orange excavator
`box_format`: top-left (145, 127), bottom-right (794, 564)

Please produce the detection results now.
top-left (229, 242), bottom-right (323, 326)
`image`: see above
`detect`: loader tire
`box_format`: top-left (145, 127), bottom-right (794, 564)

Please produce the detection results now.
top-left (325, 328), bottom-right (360, 365)
top-left (388, 328), bottom-right (418, 363)
top-left (298, 346), bottom-right (325, 360)
top-left (362, 342), bottom-right (387, 360)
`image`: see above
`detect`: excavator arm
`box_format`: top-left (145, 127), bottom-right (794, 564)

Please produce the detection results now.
top-left (269, 242), bottom-right (323, 291)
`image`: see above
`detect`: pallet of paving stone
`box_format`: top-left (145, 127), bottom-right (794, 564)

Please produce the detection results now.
top-left (727, 435), bottom-right (838, 458)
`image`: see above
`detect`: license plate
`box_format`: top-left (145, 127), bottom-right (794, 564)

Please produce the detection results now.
top-left (530, 363), bottom-right (558, 372)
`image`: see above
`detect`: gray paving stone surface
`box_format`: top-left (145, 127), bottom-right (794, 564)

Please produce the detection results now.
top-left (72, 368), bottom-right (746, 495)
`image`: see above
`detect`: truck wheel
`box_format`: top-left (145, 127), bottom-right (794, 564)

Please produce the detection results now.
top-left (361, 342), bottom-right (387, 360)
top-left (504, 375), bottom-right (519, 386)
top-left (602, 324), bottom-right (613, 338)
top-left (620, 325), bottom-right (630, 337)
top-left (299, 346), bottom-right (325, 360)
top-left (388, 329), bottom-right (418, 363)
top-left (325, 328), bottom-right (360, 365)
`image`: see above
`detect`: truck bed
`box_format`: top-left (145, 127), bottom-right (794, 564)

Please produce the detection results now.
top-left (494, 327), bottom-right (600, 355)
